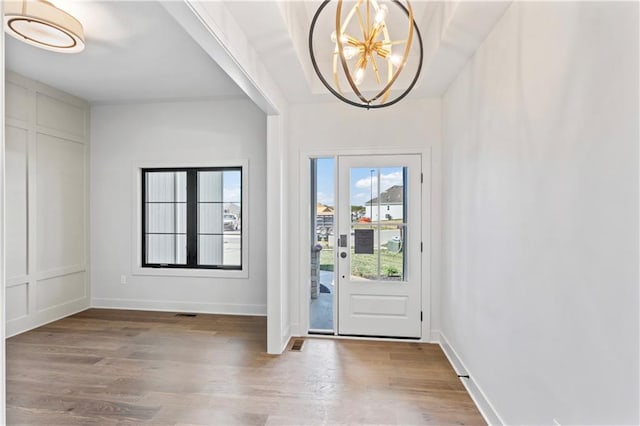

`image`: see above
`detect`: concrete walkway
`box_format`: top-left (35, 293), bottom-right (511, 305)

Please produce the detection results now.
top-left (309, 270), bottom-right (334, 331)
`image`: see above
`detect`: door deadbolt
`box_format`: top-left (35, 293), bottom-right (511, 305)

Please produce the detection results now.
top-left (340, 252), bottom-right (347, 258)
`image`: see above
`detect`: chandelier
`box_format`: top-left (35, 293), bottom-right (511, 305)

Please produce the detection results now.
top-left (309, 0), bottom-right (423, 109)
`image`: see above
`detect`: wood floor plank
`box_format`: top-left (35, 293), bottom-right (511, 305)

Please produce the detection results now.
top-left (7, 405), bottom-right (120, 426)
top-left (7, 308), bottom-right (485, 425)
top-left (8, 390), bottom-right (160, 421)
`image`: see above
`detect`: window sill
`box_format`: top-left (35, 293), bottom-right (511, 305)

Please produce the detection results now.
top-left (133, 267), bottom-right (248, 279)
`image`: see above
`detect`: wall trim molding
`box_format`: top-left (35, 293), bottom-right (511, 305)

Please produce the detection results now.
top-left (438, 331), bottom-right (505, 425)
top-left (6, 276), bottom-right (28, 288)
top-left (91, 298), bottom-right (266, 317)
top-left (36, 265), bottom-right (86, 282)
top-left (6, 299), bottom-right (89, 338)
top-left (5, 71), bottom-right (91, 338)
top-left (90, 94), bottom-right (248, 107)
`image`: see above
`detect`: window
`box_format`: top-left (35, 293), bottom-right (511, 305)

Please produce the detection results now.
top-left (142, 167), bottom-right (242, 269)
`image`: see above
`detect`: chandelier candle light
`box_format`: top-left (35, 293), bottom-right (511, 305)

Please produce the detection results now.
top-left (4, 0), bottom-right (85, 53)
top-left (309, 0), bottom-right (423, 109)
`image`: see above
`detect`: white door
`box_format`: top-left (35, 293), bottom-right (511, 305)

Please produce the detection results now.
top-left (337, 154), bottom-right (422, 338)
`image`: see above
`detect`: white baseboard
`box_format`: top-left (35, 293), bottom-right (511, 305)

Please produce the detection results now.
top-left (91, 298), bottom-right (267, 316)
top-left (439, 331), bottom-right (505, 425)
top-left (6, 298), bottom-right (90, 338)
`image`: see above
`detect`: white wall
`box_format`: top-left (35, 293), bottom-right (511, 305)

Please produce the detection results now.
top-left (5, 72), bottom-right (91, 337)
top-left (267, 113), bottom-right (290, 353)
top-left (90, 99), bottom-right (267, 315)
top-left (287, 98), bottom-right (442, 339)
top-left (441, 2), bottom-right (639, 424)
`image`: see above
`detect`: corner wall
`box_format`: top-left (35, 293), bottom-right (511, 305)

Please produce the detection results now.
top-left (5, 72), bottom-right (91, 337)
top-left (1, 26), bottom-right (6, 424)
top-left (441, 2), bottom-right (639, 424)
top-left (90, 99), bottom-right (268, 315)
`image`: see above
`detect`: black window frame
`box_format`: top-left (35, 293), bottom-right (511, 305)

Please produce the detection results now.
top-left (141, 166), bottom-right (243, 270)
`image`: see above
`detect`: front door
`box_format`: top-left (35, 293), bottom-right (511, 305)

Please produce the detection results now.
top-left (337, 154), bottom-right (422, 338)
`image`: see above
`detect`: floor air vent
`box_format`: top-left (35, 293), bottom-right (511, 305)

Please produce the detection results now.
top-left (290, 339), bottom-right (304, 351)
top-left (175, 313), bottom-right (197, 317)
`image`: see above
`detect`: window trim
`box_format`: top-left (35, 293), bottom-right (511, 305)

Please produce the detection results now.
top-left (132, 161), bottom-right (249, 279)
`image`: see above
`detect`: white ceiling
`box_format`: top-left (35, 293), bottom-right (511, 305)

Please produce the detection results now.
top-left (224, 0), bottom-right (436, 104)
top-left (218, 0), bottom-right (311, 105)
top-left (4, 1), bottom-right (510, 106)
top-left (221, 0), bottom-right (511, 104)
top-left (4, 1), bottom-right (245, 104)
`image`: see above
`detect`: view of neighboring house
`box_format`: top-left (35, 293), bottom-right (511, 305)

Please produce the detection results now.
top-left (365, 185), bottom-right (404, 221)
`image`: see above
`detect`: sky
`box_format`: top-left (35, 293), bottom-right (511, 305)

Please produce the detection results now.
top-left (315, 158), bottom-right (403, 207)
top-left (222, 170), bottom-right (242, 203)
top-left (316, 158), bottom-right (335, 206)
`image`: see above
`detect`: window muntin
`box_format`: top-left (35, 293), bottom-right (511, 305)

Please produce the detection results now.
top-left (142, 167), bottom-right (242, 269)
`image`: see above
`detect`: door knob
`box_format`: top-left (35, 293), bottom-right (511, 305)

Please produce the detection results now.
top-left (340, 252), bottom-right (347, 258)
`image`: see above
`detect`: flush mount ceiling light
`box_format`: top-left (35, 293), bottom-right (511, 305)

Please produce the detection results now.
top-left (4, 0), bottom-right (85, 53)
top-left (309, 0), bottom-right (423, 109)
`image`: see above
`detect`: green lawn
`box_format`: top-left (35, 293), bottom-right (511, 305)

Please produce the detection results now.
top-left (319, 247), bottom-right (403, 279)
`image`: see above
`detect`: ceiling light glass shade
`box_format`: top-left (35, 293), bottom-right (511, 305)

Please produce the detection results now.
top-left (4, 0), bottom-right (85, 53)
top-left (309, 0), bottom-right (423, 109)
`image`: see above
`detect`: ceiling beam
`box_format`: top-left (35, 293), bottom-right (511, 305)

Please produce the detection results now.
top-left (161, 1), bottom-right (288, 115)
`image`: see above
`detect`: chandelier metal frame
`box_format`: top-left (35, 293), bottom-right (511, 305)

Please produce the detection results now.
top-left (309, 0), bottom-right (423, 109)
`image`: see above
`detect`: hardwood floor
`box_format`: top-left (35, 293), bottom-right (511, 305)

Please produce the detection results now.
top-left (7, 309), bottom-right (485, 425)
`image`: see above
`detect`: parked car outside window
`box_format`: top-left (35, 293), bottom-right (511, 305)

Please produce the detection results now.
top-left (224, 213), bottom-right (239, 231)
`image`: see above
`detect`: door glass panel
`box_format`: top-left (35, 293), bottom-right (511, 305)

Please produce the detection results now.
top-left (310, 158), bottom-right (335, 332)
top-left (349, 166), bottom-right (406, 281)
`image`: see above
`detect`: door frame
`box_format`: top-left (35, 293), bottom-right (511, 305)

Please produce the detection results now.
top-left (298, 147), bottom-right (432, 341)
